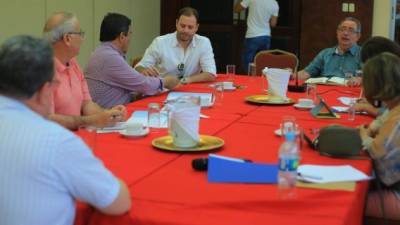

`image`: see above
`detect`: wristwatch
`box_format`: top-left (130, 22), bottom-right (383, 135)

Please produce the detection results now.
top-left (180, 77), bottom-right (188, 84)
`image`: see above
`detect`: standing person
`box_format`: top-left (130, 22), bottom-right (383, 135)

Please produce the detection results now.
top-left (43, 11), bottom-right (126, 130)
top-left (0, 35), bottom-right (131, 225)
top-left (85, 13), bottom-right (179, 108)
top-left (234, 0), bottom-right (279, 73)
top-left (135, 7), bottom-right (216, 85)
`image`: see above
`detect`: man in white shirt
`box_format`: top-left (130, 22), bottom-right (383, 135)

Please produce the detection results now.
top-left (234, 0), bottom-right (279, 73)
top-left (0, 35), bottom-right (131, 225)
top-left (135, 7), bottom-right (216, 85)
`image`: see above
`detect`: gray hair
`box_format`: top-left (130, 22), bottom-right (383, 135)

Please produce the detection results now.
top-left (0, 35), bottom-right (54, 99)
top-left (338, 17), bottom-right (362, 33)
top-left (43, 12), bottom-right (76, 44)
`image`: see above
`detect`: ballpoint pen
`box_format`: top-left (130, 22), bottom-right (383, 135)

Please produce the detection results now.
top-left (297, 173), bottom-right (323, 180)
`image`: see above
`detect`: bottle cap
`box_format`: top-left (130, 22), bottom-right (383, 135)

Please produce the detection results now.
top-left (284, 132), bottom-right (296, 141)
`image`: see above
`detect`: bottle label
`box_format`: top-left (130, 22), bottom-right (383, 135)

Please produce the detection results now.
top-left (278, 158), bottom-right (299, 172)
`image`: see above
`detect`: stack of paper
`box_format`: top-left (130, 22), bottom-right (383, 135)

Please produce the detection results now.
top-left (306, 77), bottom-right (346, 86)
top-left (166, 92), bottom-right (213, 107)
top-left (297, 164), bottom-right (371, 183)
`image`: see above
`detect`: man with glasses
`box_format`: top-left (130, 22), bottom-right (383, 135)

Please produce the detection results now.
top-left (135, 7), bottom-right (216, 85)
top-left (298, 17), bottom-right (362, 86)
top-left (85, 13), bottom-right (179, 108)
top-left (43, 12), bottom-right (126, 130)
top-left (0, 35), bottom-right (131, 225)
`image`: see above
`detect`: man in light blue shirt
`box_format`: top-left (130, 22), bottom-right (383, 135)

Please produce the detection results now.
top-left (0, 36), bottom-right (131, 225)
top-left (298, 17), bottom-right (362, 86)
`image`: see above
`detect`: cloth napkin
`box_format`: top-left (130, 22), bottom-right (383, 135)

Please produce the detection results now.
top-left (263, 67), bottom-right (291, 98)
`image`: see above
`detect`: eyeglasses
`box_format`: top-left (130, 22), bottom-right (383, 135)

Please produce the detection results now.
top-left (177, 63), bottom-right (185, 78)
top-left (67, 30), bottom-right (85, 38)
top-left (337, 27), bottom-right (359, 34)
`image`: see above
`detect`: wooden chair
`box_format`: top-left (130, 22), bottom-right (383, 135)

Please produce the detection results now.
top-left (253, 49), bottom-right (298, 76)
top-left (131, 56), bottom-right (142, 68)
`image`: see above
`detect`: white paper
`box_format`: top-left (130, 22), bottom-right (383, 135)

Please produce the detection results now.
top-left (305, 77), bottom-right (328, 84)
top-left (127, 110), bottom-right (169, 128)
top-left (166, 92), bottom-right (213, 107)
top-left (338, 97), bottom-right (358, 106)
top-left (97, 122), bottom-right (126, 133)
top-left (332, 106), bottom-right (349, 113)
top-left (297, 164), bottom-right (371, 183)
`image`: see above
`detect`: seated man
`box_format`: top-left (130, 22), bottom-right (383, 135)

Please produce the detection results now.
top-left (43, 12), bottom-right (126, 130)
top-left (0, 35), bottom-right (131, 225)
top-left (135, 7), bottom-right (216, 85)
top-left (85, 13), bottom-right (179, 108)
top-left (298, 17), bottom-right (362, 86)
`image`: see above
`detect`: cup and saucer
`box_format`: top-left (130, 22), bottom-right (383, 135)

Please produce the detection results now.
top-left (294, 98), bottom-right (315, 110)
top-left (120, 122), bottom-right (149, 138)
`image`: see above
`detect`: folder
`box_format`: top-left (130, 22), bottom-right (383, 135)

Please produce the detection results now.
top-left (208, 154), bottom-right (278, 184)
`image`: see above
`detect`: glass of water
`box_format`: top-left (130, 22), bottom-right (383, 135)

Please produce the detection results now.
top-left (148, 103), bottom-right (161, 132)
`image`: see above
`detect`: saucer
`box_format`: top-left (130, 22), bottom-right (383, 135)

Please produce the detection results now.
top-left (274, 129), bottom-right (300, 137)
top-left (120, 127), bottom-right (149, 138)
top-left (223, 86), bottom-right (236, 91)
top-left (293, 103), bottom-right (315, 110)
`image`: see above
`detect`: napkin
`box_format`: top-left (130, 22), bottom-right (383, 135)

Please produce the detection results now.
top-left (263, 67), bottom-right (291, 98)
top-left (169, 102), bottom-right (200, 147)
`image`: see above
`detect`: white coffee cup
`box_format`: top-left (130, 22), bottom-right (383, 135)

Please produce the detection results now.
top-left (125, 122), bottom-right (145, 135)
top-left (298, 98), bottom-right (314, 107)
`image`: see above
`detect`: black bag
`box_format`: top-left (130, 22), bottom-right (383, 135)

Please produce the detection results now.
top-left (313, 125), bottom-right (362, 158)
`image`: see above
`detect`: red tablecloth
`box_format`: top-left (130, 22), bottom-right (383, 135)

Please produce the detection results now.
top-left (75, 75), bottom-right (373, 225)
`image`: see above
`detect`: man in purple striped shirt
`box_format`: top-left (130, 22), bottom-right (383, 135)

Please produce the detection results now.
top-left (85, 13), bottom-right (179, 108)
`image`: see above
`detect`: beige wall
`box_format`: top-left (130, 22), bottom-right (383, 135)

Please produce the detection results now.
top-left (372, 0), bottom-right (393, 37)
top-left (0, 0), bottom-right (394, 67)
top-left (0, 0), bottom-right (161, 67)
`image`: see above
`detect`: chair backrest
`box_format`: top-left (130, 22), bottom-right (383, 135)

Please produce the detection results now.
top-left (131, 56), bottom-right (142, 68)
top-left (254, 49), bottom-right (298, 76)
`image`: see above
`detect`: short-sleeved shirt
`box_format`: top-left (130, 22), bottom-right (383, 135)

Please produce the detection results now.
top-left (304, 45), bottom-right (362, 78)
top-left (85, 42), bottom-right (163, 108)
top-left (53, 58), bottom-right (92, 115)
top-left (136, 32), bottom-right (216, 78)
top-left (240, 0), bottom-right (279, 38)
top-left (0, 95), bottom-right (120, 225)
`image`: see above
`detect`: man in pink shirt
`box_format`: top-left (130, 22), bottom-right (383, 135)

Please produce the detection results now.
top-left (43, 12), bottom-right (126, 130)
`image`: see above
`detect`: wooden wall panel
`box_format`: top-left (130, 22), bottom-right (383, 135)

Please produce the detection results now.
top-left (300, 0), bottom-right (374, 68)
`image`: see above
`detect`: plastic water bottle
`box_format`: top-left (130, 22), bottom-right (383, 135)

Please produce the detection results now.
top-left (278, 132), bottom-right (300, 199)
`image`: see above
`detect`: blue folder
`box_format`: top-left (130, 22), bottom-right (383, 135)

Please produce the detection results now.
top-left (207, 154), bottom-right (278, 184)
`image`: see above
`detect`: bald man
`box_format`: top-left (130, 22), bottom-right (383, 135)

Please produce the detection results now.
top-left (43, 12), bottom-right (126, 130)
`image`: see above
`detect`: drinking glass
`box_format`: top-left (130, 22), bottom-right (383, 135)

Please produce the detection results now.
top-left (226, 64), bottom-right (236, 82)
top-left (148, 103), bottom-right (161, 132)
top-left (344, 71), bottom-right (354, 87)
top-left (212, 82), bottom-right (224, 106)
top-left (306, 83), bottom-right (317, 104)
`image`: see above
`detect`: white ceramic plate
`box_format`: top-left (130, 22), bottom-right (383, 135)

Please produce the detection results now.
top-left (120, 127), bottom-right (149, 138)
top-left (274, 129), bottom-right (300, 137)
top-left (293, 103), bottom-right (315, 110)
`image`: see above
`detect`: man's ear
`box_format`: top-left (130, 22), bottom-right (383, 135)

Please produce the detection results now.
top-left (62, 33), bottom-right (72, 46)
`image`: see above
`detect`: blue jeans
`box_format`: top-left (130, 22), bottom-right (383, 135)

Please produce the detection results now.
top-left (243, 36), bottom-right (271, 73)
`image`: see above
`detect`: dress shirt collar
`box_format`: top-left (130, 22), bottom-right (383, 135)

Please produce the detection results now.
top-left (0, 95), bottom-right (35, 116)
top-left (334, 44), bottom-right (359, 56)
top-left (54, 57), bottom-right (68, 73)
top-left (172, 31), bottom-right (198, 48)
top-left (101, 42), bottom-right (125, 57)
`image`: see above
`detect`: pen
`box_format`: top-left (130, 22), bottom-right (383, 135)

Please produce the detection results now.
top-left (297, 173), bottom-right (323, 180)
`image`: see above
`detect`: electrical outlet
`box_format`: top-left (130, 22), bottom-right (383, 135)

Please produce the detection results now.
top-left (342, 3), bottom-right (349, 12)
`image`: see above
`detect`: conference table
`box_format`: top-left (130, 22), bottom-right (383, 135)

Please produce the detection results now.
top-left (75, 75), bottom-right (373, 225)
